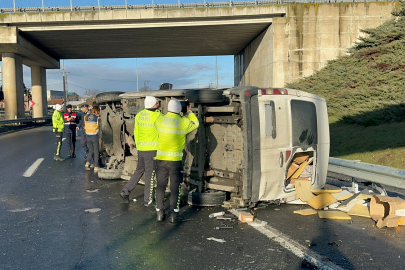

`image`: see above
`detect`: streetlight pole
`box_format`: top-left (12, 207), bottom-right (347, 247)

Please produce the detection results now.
top-left (136, 59), bottom-right (139, 92)
top-left (215, 56), bottom-right (218, 88)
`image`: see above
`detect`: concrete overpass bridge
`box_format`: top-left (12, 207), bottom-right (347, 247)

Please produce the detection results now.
top-left (0, 0), bottom-right (400, 119)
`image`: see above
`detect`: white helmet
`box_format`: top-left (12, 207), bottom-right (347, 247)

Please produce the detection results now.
top-left (144, 96), bottom-right (158, 109)
top-left (55, 104), bottom-right (62, 111)
top-left (168, 99), bottom-right (182, 114)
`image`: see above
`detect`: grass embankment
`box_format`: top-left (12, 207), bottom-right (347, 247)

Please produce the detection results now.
top-left (286, 3), bottom-right (405, 169)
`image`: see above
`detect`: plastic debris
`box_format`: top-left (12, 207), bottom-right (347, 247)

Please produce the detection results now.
top-left (207, 237), bottom-right (226, 243)
top-left (209, 211), bottom-right (225, 218)
top-left (214, 226), bottom-right (233, 230)
top-left (86, 188), bottom-right (99, 193)
top-left (85, 208), bottom-right (101, 213)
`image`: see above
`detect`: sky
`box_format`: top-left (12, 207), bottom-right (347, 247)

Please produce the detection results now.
top-left (0, 0), bottom-right (237, 97)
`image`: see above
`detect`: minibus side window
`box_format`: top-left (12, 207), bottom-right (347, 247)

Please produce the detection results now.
top-left (291, 100), bottom-right (317, 146)
top-left (265, 101), bottom-right (276, 139)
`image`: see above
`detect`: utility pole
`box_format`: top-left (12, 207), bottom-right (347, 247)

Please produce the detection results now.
top-left (215, 56), bottom-right (218, 88)
top-left (62, 60), bottom-right (68, 110)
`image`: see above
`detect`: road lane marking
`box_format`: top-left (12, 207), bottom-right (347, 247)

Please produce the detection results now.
top-left (23, 158), bottom-right (44, 177)
top-left (229, 209), bottom-right (345, 270)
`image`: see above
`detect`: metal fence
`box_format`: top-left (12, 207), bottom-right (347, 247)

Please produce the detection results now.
top-left (0, 0), bottom-right (396, 13)
top-left (328, 157), bottom-right (405, 191)
top-left (0, 116), bottom-right (51, 124)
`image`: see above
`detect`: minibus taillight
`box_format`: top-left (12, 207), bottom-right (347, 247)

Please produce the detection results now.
top-left (260, 88), bottom-right (288, 95)
top-left (285, 150), bottom-right (291, 162)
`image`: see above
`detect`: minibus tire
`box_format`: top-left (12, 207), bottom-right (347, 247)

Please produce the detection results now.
top-left (96, 91), bottom-right (124, 104)
top-left (97, 168), bottom-right (122, 180)
top-left (187, 190), bottom-right (226, 206)
top-left (185, 90), bottom-right (224, 103)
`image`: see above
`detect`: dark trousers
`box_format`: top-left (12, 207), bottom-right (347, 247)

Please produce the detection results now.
top-left (65, 128), bottom-right (76, 153)
top-left (122, 150), bottom-right (156, 204)
top-left (156, 160), bottom-right (183, 212)
top-left (54, 132), bottom-right (63, 156)
top-left (81, 132), bottom-right (89, 153)
top-left (87, 136), bottom-right (99, 167)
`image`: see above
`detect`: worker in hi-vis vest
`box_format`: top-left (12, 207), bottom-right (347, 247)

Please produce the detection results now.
top-left (120, 96), bottom-right (161, 206)
top-left (52, 104), bottom-right (65, 161)
top-left (155, 99), bottom-right (199, 223)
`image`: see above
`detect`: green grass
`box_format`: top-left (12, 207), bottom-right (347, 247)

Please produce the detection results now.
top-left (285, 2), bottom-right (405, 169)
top-left (330, 122), bottom-right (405, 169)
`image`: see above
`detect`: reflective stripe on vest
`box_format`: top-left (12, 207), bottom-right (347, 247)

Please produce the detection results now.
top-left (157, 150), bottom-right (183, 158)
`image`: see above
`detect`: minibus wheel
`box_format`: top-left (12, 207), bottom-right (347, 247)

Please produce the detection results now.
top-left (187, 190), bottom-right (226, 206)
top-left (96, 91), bottom-right (125, 104)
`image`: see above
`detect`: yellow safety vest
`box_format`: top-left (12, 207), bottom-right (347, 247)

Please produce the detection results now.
top-left (52, 110), bottom-right (64, 132)
top-left (134, 109), bottom-right (161, 151)
top-left (84, 114), bottom-right (99, 135)
top-left (155, 112), bottom-right (199, 161)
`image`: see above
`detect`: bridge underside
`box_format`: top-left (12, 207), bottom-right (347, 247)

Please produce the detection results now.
top-left (17, 16), bottom-right (275, 59)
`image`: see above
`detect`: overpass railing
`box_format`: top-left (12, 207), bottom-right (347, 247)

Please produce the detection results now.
top-left (0, 116), bottom-right (51, 125)
top-left (328, 157), bottom-right (405, 191)
top-left (0, 0), bottom-right (396, 13)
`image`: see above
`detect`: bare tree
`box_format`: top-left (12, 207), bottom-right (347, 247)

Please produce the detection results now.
top-left (84, 88), bottom-right (102, 100)
top-left (139, 80), bottom-right (151, 92)
top-left (67, 92), bottom-right (80, 101)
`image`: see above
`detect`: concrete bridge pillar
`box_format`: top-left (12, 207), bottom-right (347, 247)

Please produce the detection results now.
top-left (2, 53), bottom-right (25, 120)
top-left (31, 66), bottom-right (47, 118)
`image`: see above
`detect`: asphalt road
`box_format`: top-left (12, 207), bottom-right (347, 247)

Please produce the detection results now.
top-left (1, 126), bottom-right (405, 270)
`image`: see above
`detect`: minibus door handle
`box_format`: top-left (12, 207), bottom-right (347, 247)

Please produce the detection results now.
top-left (279, 152), bottom-right (284, 167)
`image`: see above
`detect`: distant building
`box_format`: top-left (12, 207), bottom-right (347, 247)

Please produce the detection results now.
top-left (47, 90), bottom-right (79, 101)
top-left (47, 90), bottom-right (64, 101)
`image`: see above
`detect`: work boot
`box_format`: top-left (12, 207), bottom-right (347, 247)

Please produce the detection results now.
top-left (169, 211), bottom-right (182, 223)
top-left (85, 162), bottom-right (91, 170)
top-left (119, 191), bottom-right (130, 203)
top-left (157, 210), bottom-right (165, 222)
top-left (94, 167), bottom-right (99, 173)
top-left (143, 200), bottom-right (154, 208)
top-left (53, 155), bottom-right (58, 161)
top-left (55, 155), bottom-right (65, 161)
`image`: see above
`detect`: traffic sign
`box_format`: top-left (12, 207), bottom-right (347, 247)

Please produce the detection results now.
top-left (29, 100), bottom-right (36, 107)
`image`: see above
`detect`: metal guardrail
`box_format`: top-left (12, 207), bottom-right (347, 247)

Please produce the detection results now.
top-left (0, 116), bottom-right (51, 125)
top-left (328, 157), bottom-right (405, 190)
top-left (0, 0), bottom-right (396, 13)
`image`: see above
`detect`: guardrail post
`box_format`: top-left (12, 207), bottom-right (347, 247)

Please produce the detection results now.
top-left (350, 177), bottom-right (359, 193)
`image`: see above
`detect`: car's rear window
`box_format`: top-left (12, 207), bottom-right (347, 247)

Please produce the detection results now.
top-left (291, 100), bottom-right (317, 146)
